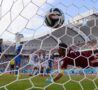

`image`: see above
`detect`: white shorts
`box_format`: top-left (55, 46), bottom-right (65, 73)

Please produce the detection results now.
top-left (42, 63), bottom-right (48, 68)
top-left (33, 63), bottom-right (39, 67)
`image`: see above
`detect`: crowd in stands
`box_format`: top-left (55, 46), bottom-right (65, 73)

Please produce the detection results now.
top-left (0, 40), bottom-right (98, 75)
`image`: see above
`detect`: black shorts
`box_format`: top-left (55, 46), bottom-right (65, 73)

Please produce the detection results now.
top-left (10, 65), bottom-right (14, 69)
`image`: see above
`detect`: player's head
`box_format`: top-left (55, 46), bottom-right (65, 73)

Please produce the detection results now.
top-left (20, 42), bottom-right (23, 45)
top-left (58, 43), bottom-right (67, 56)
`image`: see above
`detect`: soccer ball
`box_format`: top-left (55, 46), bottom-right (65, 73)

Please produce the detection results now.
top-left (45, 8), bottom-right (64, 28)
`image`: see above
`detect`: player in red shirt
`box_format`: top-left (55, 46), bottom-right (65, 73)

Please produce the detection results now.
top-left (47, 43), bottom-right (98, 82)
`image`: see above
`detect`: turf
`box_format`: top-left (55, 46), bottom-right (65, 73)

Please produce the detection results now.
top-left (0, 74), bottom-right (98, 90)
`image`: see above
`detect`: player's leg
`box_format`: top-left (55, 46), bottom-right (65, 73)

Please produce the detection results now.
top-left (33, 67), bottom-right (36, 75)
top-left (40, 66), bottom-right (44, 76)
top-left (54, 72), bottom-right (63, 81)
top-left (15, 65), bottom-right (19, 75)
top-left (33, 67), bottom-right (39, 75)
top-left (53, 59), bottom-right (67, 82)
top-left (10, 65), bottom-right (12, 74)
top-left (46, 70), bottom-right (64, 83)
top-left (11, 65), bottom-right (15, 74)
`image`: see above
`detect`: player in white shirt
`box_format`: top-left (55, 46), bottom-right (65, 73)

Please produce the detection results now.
top-left (29, 54), bottom-right (40, 75)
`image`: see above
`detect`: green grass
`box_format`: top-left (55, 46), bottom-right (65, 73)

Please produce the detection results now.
top-left (45, 84), bottom-right (64, 90)
top-left (0, 74), bottom-right (16, 86)
top-left (65, 81), bottom-right (81, 90)
top-left (0, 74), bottom-right (98, 90)
top-left (81, 79), bottom-right (95, 90)
top-left (30, 88), bottom-right (44, 90)
top-left (7, 80), bottom-right (32, 90)
top-left (0, 88), bottom-right (5, 90)
top-left (31, 75), bottom-right (49, 87)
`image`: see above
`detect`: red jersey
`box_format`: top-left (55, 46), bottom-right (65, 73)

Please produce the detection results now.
top-left (61, 50), bottom-right (97, 69)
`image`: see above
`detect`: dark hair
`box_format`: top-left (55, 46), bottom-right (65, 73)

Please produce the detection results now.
top-left (20, 42), bottom-right (23, 44)
top-left (59, 43), bottom-right (67, 49)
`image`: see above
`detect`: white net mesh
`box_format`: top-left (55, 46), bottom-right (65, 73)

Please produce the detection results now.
top-left (0, 0), bottom-right (98, 90)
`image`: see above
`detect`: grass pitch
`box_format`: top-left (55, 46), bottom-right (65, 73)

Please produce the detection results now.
top-left (0, 74), bottom-right (98, 90)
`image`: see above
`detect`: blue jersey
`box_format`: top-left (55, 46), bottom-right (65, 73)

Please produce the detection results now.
top-left (48, 60), bottom-right (53, 68)
top-left (48, 55), bottom-right (54, 68)
top-left (15, 55), bottom-right (22, 66)
top-left (16, 45), bottom-right (22, 54)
